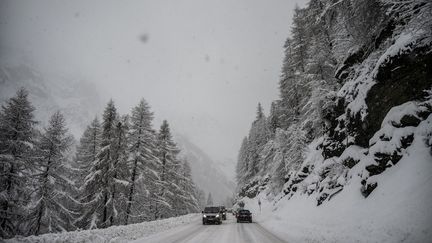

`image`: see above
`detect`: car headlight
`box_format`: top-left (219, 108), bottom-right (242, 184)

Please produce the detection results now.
top-left (216, 214), bottom-right (220, 218)
top-left (203, 215), bottom-right (207, 218)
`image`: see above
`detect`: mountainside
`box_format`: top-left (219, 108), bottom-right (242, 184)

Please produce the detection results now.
top-left (215, 157), bottom-right (236, 181)
top-left (175, 134), bottom-right (235, 205)
top-left (0, 64), bottom-right (102, 137)
top-left (235, 1), bottom-right (431, 241)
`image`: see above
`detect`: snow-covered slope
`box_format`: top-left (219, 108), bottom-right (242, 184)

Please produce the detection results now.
top-left (0, 64), bottom-right (102, 137)
top-left (245, 156), bottom-right (432, 243)
top-left (175, 134), bottom-right (235, 204)
top-left (241, 104), bottom-right (432, 242)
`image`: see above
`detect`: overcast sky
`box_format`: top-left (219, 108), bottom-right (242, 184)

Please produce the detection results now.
top-left (0, 0), bottom-right (308, 169)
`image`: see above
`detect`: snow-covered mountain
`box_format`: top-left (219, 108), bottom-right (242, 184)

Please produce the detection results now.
top-left (0, 64), bottom-right (102, 138)
top-left (174, 134), bottom-right (235, 205)
top-left (234, 1), bottom-right (432, 242)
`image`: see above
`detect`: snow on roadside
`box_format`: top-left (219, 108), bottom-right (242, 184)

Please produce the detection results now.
top-left (240, 109), bottom-right (432, 243)
top-left (242, 128), bottom-right (432, 243)
top-left (7, 214), bottom-right (200, 243)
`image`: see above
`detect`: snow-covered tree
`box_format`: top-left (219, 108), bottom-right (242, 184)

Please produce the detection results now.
top-left (155, 120), bottom-right (181, 218)
top-left (0, 88), bottom-right (37, 238)
top-left (290, 5), bottom-right (309, 73)
top-left (78, 100), bottom-right (119, 229)
top-left (236, 137), bottom-right (249, 190)
top-left (268, 101), bottom-right (281, 134)
top-left (270, 124), bottom-right (306, 193)
top-left (108, 115), bottom-right (130, 226)
top-left (245, 104), bottom-right (271, 179)
top-left (26, 111), bottom-right (76, 235)
top-left (256, 103), bottom-right (264, 120)
top-left (75, 118), bottom-right (101, 183)
top-left (279, 39), bottom-right (306, 129)
top-left (174, 159), bottom-right (199, 215)
top-left (125, 99), bottom-right (159, 224)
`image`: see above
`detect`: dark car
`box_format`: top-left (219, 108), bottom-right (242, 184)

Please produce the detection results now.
top-left (202, 206), bottom-right (222, 225)
top-left (219, 206), bottom-right (227, 220)
top-left (236, 209), bottom-right (252, 223)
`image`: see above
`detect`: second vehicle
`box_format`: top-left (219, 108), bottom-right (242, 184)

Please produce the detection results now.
top-left (236, 209), bottom-right (252, 223)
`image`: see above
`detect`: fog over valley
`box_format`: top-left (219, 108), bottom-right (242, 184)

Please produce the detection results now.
top-left (0, 0), bottom-right (307, 174)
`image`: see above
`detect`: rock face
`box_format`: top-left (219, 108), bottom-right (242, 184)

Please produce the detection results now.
top-left (322, 49), bottom-right (431, 199)
top-left (332, 44), bottom-right (432, 180)
top-left (360, 46), bottom-right (432, 147)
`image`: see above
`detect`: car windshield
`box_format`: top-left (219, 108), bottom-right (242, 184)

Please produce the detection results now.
top-left (239, 210), bottom-right (250, 214)
top-left (204, 207), bottom-right (220, 213)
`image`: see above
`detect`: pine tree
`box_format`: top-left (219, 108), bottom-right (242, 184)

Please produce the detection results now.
top-left (97, 100), bottom-right (119, 228)
top-left (0, 88), bottom-right (37, 238)
top-left (236, 137), bottom-right (249, 191)
top-left (75, 117), bottom-right (101, 183)
top-left (279, 39), bottom-right (305, 129)
top-left (125, 99), bottom-right (160, 224)
top-left (155, 120), bottom-right (180, 218)
top-left (290, 5), bottom-right (309, 73)
top-left (256, 103), bottom-right (264, 120)
top-left (175, 159), bottom-right (199, 215)
top-left (246, 104), bottom-right (270, 179)
top-left (108, 115), bottom-right (130, 226)
top-left (125, 99), bottom-right (156, 223)
top-left (79, 100), bottom-right (118, 229)
top-left (268, 101), bottom-right (281, 134)
top-left (27, 111), bottom-right (76, 235)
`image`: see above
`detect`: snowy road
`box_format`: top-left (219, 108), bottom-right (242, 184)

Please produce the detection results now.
top-left (131, 214), bottom-right (287, 243)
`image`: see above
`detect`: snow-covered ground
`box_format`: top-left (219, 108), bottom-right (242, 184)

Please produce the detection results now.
top-left (242, 138), bottom-right (432, 243)
top-left (7, 214), bottom-right (199, 243)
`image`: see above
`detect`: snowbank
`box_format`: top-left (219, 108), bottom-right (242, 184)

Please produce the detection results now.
top-left (7, 214), bottom-right (200, 243)
top-left (242, 130), bottom-right (432, 242)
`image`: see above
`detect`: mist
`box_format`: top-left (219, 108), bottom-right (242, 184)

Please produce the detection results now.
top-left (0, 0), bottom-right (307, 170)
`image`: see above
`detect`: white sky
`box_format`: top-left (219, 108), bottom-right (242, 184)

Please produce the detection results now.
top-left (0, 0), bottom-right (308, 166)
